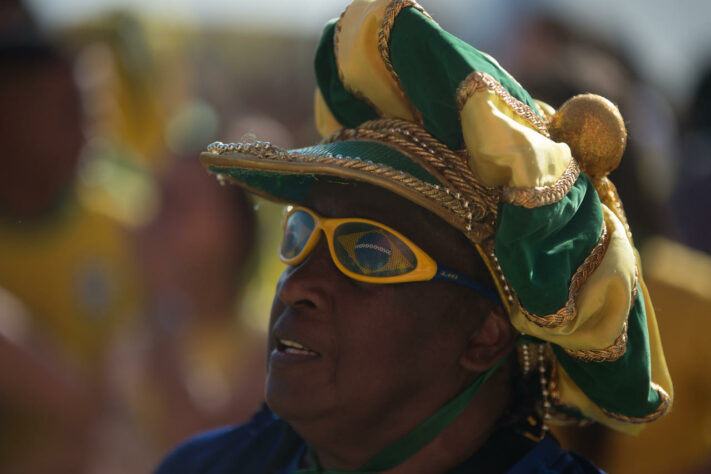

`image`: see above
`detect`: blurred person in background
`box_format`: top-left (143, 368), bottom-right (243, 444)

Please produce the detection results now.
top-left (507, 15), bottom-right (679, 245)
top-left (0, 0), bottom-right (141, 471)
top-left (103, 155), bottom-right (265, 470)
top-left (0, 290), bottom-right (94, 474)
top-left (507, 14), bottom-right (711, 474)
top-left (673, 65), bottom-right (711, 256)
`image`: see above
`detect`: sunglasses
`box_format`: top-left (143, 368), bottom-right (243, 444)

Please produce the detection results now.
top-left (279, 206), bottom-right (501, 305)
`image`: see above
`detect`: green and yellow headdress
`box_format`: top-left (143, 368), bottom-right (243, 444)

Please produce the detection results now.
top-left (201, 0), bottom-right (672, 433)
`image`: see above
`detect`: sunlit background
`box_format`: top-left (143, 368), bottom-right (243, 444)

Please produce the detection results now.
top-left (1, 0), bottom-right (710, 472)
top-left (24, 0), bottom-right (711, 106)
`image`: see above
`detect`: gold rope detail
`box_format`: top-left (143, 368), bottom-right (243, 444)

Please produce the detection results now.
top-left (591, 176), bottom-right (633, 243)
top-left (205, 140), bottom-right (496, 242)
top-left (322, 118), bottom-right (501, 224)
top-left (517, 217), bottom-right (611, 328)
top-left (502, 159), bottom-right (581, 208)
top-left (600, 383), bottom-right (671, 424)
top-left (456, 71), bottom-right (550, 138)
top-left (324, 125), bottom-right (455, 189)
top-left (562, 321), bottom-right (629, 363)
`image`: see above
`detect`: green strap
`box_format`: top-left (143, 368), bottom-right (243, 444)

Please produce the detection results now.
top-left (295, 356), bottom-right (507, 473)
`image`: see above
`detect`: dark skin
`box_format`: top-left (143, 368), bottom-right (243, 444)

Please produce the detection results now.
top-left (266, 181), bottom-right (517, 472)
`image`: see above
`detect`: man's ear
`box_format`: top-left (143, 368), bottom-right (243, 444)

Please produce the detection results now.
top-left (459, 306), bottom-right (516, 372)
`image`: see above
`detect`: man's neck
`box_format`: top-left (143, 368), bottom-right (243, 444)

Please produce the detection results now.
top-left (295, 363), bottom-right (512, 473)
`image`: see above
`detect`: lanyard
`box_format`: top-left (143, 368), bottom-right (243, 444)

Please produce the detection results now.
top-left (295, 356), bottom-right (507, 473)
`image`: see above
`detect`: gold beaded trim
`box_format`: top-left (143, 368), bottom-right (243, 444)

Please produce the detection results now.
top-left (377, 0), bottom-right (430, 123)
top-left (517, 218), bottom-right (611, 328)
top-left (456, 71), bottom-right (550, 138)
top-left (545, 362), bottom-right (595, 426)
top-left (562, 321), bottom-right (628, 363)
top-left (600, 383), bottom-right (672, 424)
top-left (517, 343), bottom-right (535, 376)
top-left (481, 241), bottom-right (516, 308)
top-left (203, 138), bottom-right (491, 243)
top-left (502, 159), bottom-right (581, 208)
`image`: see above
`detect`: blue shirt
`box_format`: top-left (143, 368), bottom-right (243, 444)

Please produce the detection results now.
top-left (156, 405), bottom-right (603, 474)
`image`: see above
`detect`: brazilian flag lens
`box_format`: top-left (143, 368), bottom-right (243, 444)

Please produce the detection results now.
top-left (281, 210), bottom-right (315, 260)
top-left (333, 222), bottom-right (418, 277)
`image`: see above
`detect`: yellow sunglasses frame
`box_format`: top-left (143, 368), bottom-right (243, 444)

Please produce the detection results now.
top-left (279, 206), bottom-right (439, 285)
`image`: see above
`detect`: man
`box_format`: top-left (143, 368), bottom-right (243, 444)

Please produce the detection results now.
top-left (157, 1), bottom-right (672, 472)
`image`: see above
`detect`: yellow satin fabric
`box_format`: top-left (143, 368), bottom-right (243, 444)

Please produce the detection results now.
top-left (510, 206), bottom-right (636, 351)
top-left (552, 263), bottom-right (673, 435)
top-left (460, 88), bottom-right (571, 187)
top-left (336, 0), bottom-right (416, 121)
top-left (314, 88), bottom-right (343, 138)
top-left (641, 269), bottom-right (673, 405)
top-left (0, 198), bottom-right (140, 376)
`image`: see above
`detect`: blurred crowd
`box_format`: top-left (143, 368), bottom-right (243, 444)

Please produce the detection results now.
top-left (0, 0), bottom-right (709, 473)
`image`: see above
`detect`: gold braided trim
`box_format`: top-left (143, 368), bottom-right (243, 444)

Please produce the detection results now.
top-left (591, 176), bottom-right (633, 243)
top-left (333, 8), bottom-right (384, 117)
top-left (517, 217), bottom-right (612, 328)
top-left (456, 71), bottom-right (550, 138)
top-left (600, 383), bottom-right (671, 424)
top-left (561, 266), bottom-right (640, 362)
top-left (203, 140), bottom-right (495, 243)
top-left (322, 118), bottom-right (501, 225)
top-left (562, 321), bottom-right (629, 363)
top-left (377, 0), bottom-right (430, 123)
top-left (502, 159), bottom-right (581, 208)
top-left (324, 123), bottom-right (455, 190)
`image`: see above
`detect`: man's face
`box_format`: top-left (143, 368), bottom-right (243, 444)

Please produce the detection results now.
top-left (265, 181), bottom-right (494, 433)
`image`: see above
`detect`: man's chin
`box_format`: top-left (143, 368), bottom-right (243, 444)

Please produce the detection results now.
top-left (265, 376), bottom-right (333, 423)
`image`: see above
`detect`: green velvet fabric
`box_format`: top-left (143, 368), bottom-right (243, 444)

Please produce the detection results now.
top-left (389, 7), bottom-right (540, 150)
top-left (314, 19), bottom-right (379, 128)
top-left (212, 167), bottom-right (313, 203)
top-left (208, 140), bottom-right (442, 203)
top-left (494, 175), bottom-right (603, 316)
top-left (553, 288), bottom-right (662, 418)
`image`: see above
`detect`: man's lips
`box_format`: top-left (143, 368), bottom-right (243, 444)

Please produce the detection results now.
top-left (269, 311), bottom-right (324, 364)
top-left (275, 338), bottom-right (321, 357)
top-left (270, 337), bottom-right (322, 366)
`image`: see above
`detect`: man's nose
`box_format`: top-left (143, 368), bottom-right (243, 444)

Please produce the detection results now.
top-left (276, 236), bottom-right (339, 312)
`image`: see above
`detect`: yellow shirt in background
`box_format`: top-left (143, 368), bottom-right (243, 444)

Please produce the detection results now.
top-left (0, 196), bottom-right (141, 376)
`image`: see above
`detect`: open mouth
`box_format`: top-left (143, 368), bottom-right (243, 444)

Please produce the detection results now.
top-left (277, 338), bottom-right (320, 357)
